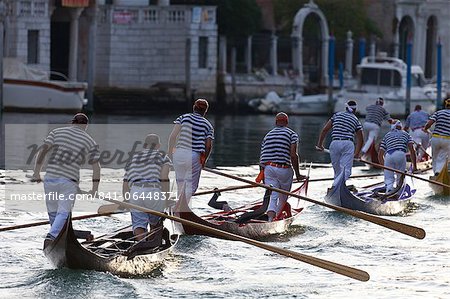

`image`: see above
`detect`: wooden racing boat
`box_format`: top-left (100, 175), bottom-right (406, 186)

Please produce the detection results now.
top-left (178, 181), bottom-right (308, 240)
top-left (43, 215), bottom-right (179, 277)
top-left (325, 170), bottom-right (415, 215)
top-left (429, 160), bottom-right (450, 196)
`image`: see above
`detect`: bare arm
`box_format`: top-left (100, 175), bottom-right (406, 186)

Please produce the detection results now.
top-left (91, 161), bottom-right (101, 195)
top-left (160, 164), bottom-right (170, 194)
top-left (290, 143), bottom-right (305, 181)
top-left (354, 129), bottom-right (363, 158)
top-left (32, 143), bottom-right (51, 182)
top-left (423, 119), bottom-right (435, 132)
top-left (378, 148), bottom-right (385, 165)
top-left (316, 120), bottom-right (332, 150)
top-left (407, 143), bottom-right (417, 171)
top-left (204, 138), bottom-right (213, 162)
top-left (168, 124), bottom-right (181, 158)
top-left (122, 180), bottom-right (130, 200)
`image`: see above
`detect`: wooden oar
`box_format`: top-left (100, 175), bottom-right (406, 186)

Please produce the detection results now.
top-left (0, 212), bottom-right (122, 232)
top-left (204, 167), bottom-right (425, 240)
top-left (103, 197), bottom-right (370, 281)
top-left (360, 159), bottom-right (450, 189)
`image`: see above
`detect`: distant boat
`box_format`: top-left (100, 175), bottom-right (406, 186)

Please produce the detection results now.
top-left (2, 58), bottom-right (87, 112)
top-left (248, 90), bottom-right (334, 115)
top-left (334, 53), bottom-right (447, 117)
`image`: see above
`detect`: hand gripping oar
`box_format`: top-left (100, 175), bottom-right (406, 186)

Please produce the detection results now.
top-left (360, 159), bottom-right (450, 189)
top-left (103, 197), bottom-right (370, 282)
top-left (0, 212), bottom-right (122, 232)
top-left (203, 167), bottom-right (425, 240)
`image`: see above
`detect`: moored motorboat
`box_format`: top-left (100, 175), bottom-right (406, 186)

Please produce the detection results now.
top-left (178, 182), bottom-right (308, 240)
top-left (429, 161), bottom-right (450, 196)
top-left (44, 215), bottom-right (179, 277)
top-left (325, 170), bottom-right (415, 215)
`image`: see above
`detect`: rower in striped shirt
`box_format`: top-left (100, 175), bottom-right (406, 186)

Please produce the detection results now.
top-left (404, 105), bottom-right (430, 161)
top-left (168, 99), bottom-right (214, 205)
top-left (361, 98), bottom-right (394, 157)
top-left (423, 98), bottom-right (450, 175)
top-left (32, 113), bottom-right (101, 242)
top-left (378, 120), bottom-right (417, 192)
top-left (123, 134), bottom-right (171, 241)
top-left (316, 100), bottom-right (363, 188)
top-left (259, 112), bottom-right (306, 222)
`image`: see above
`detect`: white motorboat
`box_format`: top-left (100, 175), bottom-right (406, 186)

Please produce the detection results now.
top-left (2, 58), bottom-right (87, 112)
top-left (248, 90), bottom-right (334, 115)
top-left (334, 53), bottom-right (447, 116)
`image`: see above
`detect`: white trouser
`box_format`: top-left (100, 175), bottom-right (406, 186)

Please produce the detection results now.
top-left (384, 150), bottom-right (406, 192)
top-left (361, 122), bottom-right (380, 154)
top-left (411, 128), bottom-right (430, 160)
top-left (173, 148), bottom-right (202, 204)
top-left (44, 178), bottom-right (78, 239)
top-left (264, 165), bottom-right (294, 215)
top-left (129, 186), bottom-right (164, 232)
top-left (330, 140), bottom-right (355, 187)
top-left (431, 136), bottom-right (450, 174)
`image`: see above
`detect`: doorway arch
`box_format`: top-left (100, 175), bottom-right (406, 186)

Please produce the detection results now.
top-left (291, 1), bottom-right (329, 89)
top-left (425, 16), bottom-right (437, 79)
top-left (398, 16), bottom-right (414, 62)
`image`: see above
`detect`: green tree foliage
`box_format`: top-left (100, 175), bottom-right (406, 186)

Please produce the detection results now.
top-left (217, 0), bottom-right (262, 43)
top-left (274, 0), bottom-right (382, 39)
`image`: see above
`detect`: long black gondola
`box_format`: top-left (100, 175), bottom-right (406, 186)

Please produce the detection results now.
top-left (178, 182), bottom-right (308, 240)
top-left (43, 215), bottom-right (179, 277)
top-left (325, 170), bottom-right (415, 216)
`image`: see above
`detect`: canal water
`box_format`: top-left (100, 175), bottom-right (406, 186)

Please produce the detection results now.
top-left (0, 112), bottom-right (448, 298)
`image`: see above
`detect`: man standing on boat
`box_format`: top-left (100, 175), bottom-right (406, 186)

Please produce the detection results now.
top-left (259, 112), bottom-right (306, 222)
top-left (361, 97), bottom-right (394, 157)
top-left (404, 105), bottom-right (430, 161)
top-left (378, 120), bottom-right (417, 192)
top-left (316, 100), bottom-right (363, 189)
top-left (123, 134), bottom-right (171, 241)
top-left (423, 98), bottom-right (450, 176)
top-left (168, 99), bottom-right (214, 205)
top-left (32, 113), bottom-right (101, 243)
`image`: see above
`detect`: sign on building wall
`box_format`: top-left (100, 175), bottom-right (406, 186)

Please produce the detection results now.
top-left (113, 11), bottom-right (134, 24)
top-left (62, 0), bottom-right (89, 7)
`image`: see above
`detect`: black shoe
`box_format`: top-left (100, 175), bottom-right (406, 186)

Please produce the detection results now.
top-left (43, 238), bottom-right (54, 249)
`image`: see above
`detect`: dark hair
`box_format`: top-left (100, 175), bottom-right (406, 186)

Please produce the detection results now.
top-left (414, 105), bottom-right (422, 111)
top-left (71, 113), bottom-right (89, 124)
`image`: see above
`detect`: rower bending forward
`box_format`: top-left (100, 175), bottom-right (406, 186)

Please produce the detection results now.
top-left (378, 121), bottom-right (417, 193)
top-left (259, 112), bottom-right (306, 222)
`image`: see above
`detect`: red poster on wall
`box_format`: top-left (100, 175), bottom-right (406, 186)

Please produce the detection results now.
top-left (62, 0), bottom-right (89, 7)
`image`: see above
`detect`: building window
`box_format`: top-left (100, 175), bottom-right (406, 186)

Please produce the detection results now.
top-left (27, 30), bottom-right (39, 64)
top-left (199, 36), bottom-right (208, 69)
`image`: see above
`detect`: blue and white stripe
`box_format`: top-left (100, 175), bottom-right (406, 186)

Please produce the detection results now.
top-left (365, 104), bottom-right (390, 126)
top-left (174, 112), bottom-right (214, 153)
top-left (331, 111), bottom-right (362, 141)
top-left (380, 130), bottom-right (413, 153)
top-left (260, 127), bottom-right (299, 165)
top-left (44, 126), bottom-right (100, 182)
top-left (124, 150), bottom-right (171, 186)
top-left (430, 109), bottom-right (450, 137)
top-left (405, 110), bottom-right (429, 129)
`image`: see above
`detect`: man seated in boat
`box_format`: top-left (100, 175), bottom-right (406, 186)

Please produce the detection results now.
top-left (316, 100), bottom-right (363, 191)
top-left (404, 105), bottom-right (430, 161)
top-left (32, 113), bottom-right (100, 245)
top-left (378, 121), bottom-right (417, 193)
top-left (258, 112), bottom-right (306, 222)
top-left (423, 98), bottom-right (450, 176)
top-left (123, 134), bottom-right (171, 242)
top-left (361, 97), bottom-right (394, 158)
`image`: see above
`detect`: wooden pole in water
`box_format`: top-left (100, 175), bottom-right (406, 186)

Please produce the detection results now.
top-left (405, 41), bottom-right (412, 116)
top-left (231, 47), bottom-right (237, 111)
top-left (436, 39), bottom-right (442, 110)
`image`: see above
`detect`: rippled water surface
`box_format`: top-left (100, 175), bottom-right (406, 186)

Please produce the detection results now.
top-left (1, 112), bottom-right (449, 298)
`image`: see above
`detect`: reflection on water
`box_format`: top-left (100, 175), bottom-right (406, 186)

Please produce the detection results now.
top-left (0, 112), bottom-right (332, 169)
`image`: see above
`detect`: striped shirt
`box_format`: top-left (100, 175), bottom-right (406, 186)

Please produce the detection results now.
top-left (430, 109), bottom-right (450, 137)
top-left (44, 126), bottom-right (100, 182)
top-left (260, 126), bottom-right (299, 165)
top-left (174, 112), bottom-right (214, 153)
top-left (380, 129), bottom-right (413, 153)
top-left (124, 150), bottom-right (171, 187)
top-left (365, 104), bottom-right (390, 126)
top-left (405, 110), bottom-right (429, 130)
top-left (331, 111), bottom-right (362, 142)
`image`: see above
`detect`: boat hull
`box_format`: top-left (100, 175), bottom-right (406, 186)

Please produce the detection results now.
top-left (429, 162), bottom-right (450, 196)
top-left (44, 217), bottom-right (178, 277)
